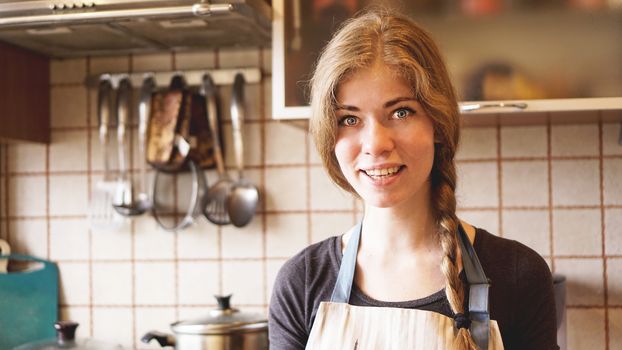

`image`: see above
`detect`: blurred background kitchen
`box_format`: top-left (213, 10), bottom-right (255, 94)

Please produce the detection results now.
top-left (0, 0), bottom-right (621, 349)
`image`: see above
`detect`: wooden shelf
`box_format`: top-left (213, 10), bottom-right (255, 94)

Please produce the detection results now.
top-left (0, 41), bottom-right (49, 144)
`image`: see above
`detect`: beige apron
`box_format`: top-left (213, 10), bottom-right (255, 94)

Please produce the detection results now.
top-left (305, 223), bottom-right (504, 350)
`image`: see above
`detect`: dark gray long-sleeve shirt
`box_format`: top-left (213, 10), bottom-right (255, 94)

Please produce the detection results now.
top-left (268, 227), bottom-right (559, 350)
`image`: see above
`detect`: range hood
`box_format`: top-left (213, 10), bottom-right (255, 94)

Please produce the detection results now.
top-left (0, 0), bottom-right (271, 57)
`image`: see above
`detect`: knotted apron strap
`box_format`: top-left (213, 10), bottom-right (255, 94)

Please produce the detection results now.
top-left (457, 224), bottom-right (491, 350)
top-left (330, 221), bottom-right (362, 303)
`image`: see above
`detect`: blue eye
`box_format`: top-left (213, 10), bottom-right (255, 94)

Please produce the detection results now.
top-left (394, 108), bottom-right (414, 119)
top-left (339, 116), bottom-right (359, 126)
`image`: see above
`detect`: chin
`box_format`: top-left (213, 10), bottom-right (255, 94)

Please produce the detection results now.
top-left (357, 192), bottom-right (405, 209)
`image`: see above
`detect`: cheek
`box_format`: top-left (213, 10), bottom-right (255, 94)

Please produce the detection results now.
top-left (334, 138), bottom-right (353, 166)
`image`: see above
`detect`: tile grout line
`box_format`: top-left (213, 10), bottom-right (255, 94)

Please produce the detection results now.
top-left (8, 153), bottom-right (622, 177)
top-left (6, 203), bottom-right (622, 221)
top-left (305, 108), bottom-right (312, 248)
top-left (170, 51), bottom-right (181, 322)
top-left (259, 47), bottom-right (269, 311)
top-left (547, 120), bottom-right (555, 273)
top-left (214, 48), bottom-right (224, 296)
top-left (128, 53), bottom-right (138, 350)
top-left (85, 55), bottom-right (95, 337)
top-left (18, 254), bottom-right (622, 264)
top-left (598, 118), bottom-right (610, 350)
top-left (3, 145), bottom-right (8, 242)
top-left (496, 124), bottom-right (503, 237)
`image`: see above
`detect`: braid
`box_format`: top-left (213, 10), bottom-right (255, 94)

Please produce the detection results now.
top-left (433, 145), bottom-right (479, 350)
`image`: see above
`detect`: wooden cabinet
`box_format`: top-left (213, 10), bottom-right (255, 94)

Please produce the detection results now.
top-left (0, 41), bottom-right (49, 143)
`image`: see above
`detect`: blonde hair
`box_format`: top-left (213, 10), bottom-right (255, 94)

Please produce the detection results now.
top-left (309, 9), bottom-right (478, 350)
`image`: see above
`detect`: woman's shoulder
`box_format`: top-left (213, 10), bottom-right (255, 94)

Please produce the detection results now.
top-left (274, 235), bottom-right (342, 287)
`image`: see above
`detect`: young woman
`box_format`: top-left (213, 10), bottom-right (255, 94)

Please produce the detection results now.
top-left (269, 9), bottom-right (558, 350)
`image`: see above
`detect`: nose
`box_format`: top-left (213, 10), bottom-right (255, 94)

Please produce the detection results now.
top-left (361, 119), bottom-right (394, 156)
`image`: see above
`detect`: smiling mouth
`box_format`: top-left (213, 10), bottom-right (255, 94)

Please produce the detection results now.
top-left (361, 166), bottom-right (404, 179)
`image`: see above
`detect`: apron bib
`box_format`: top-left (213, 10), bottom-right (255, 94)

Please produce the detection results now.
top-left (305, 222), bottom-right (504, 350)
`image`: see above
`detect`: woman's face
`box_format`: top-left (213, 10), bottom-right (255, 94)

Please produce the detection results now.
top-left (334, 62), bottom-right (436, 208)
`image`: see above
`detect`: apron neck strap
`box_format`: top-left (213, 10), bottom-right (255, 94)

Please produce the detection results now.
top-left (456, 224), bottom-right (491, 350)
top-left (330, 221), bottom-right (362, 303)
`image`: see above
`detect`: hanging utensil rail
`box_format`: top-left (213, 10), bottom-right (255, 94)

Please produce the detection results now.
top-left (86, 68), bottom-right (262, 88)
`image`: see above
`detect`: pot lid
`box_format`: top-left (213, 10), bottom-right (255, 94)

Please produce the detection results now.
top-left (14, 321), bottom-right (123, 350)
top-left (172, 295), bottom-right (268, 335)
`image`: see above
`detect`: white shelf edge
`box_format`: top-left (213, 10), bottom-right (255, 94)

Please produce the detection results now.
top-left (272, 97), bottom-right (622, 121)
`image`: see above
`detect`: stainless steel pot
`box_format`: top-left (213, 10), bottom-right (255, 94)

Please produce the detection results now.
top-left (14, 321), bottom-right (123, 350)
top-left (142, 295), bottom-right (268, 350)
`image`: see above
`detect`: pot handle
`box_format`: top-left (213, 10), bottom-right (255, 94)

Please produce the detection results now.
top-left (141, 331), bottom-right (176, 347)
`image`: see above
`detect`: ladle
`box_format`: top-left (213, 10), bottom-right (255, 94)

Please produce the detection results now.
top-left (226, 73), bottom-right (259, 227)
top-left (201, 74), bottom-right (233, 225)
top-left (113, 75), bottom-right (155, 216)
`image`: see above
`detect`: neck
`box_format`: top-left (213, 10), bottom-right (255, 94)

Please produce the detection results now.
top-left (360, 190), bottom-right (438, 255)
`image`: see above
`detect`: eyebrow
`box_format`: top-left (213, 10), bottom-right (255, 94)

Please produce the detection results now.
top-left (335, 96), bottom-right (418, 111)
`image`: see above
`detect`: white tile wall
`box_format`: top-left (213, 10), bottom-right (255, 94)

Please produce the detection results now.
top-left (310, 213), bottom-right (355, 244)
top-left (265, 122), bottom-right (307, 165)
top-left (610, 309), bottom-right (622, 350)
top-left (605, 209), bottom-right (622, 255)
top-left (221, 215), bottom-right (264, 258)
top-left (132, 53), bottom-right (172, 71)
top-left (608, 258), bottom-right (622, 305)
top-left (51, 86), bottom-right (89, 128)
top-left (456, 161), bottom-right (498, 208)
top-left (175, 51), bottom-right (216, 70)
top-left (50, 58), bottom-right (87, 84)
top-left (502, 210), bottom-right (550, 257)
top-left (0, 50), bottom-right (620, 350)
top-left (309, 166), bottom-right (355, 211)
top-left (9, 175), bottom-right (46, 216)
top-left (265, 213), bottom-right (308, 258)
top-left (58, 262), bottom-right (91, 305)
top-left (551, 124), bottom-right (600, 156)
top-left (603, 158), bottom-right (622, 205)
top-left (92, 262), bottom-right (133, 305)
top-left (602, 122), bottom-right (622, 156)
top-left (263, 167), bottom-right (307, 211)
top-left (9, 219), bottom-right (47, 258)
top-left (551, 160), bottom-right (600, 206)
top-left (134, 262), bottom-right (176, 305)
top-left (7, 142), bottom-right (46, 173)
top-left (457, 210), bottom-right (499, 236)
top-left (222, 260), bottom-right (264, 305)
top-left (500, 125), bottom-right (547, 157)
top-left (178, 261), bottom-right (220, 305)
top-left (49, 175), bottom-right (88, 216)
top-left (456, 127), bottom-right (497, 160)
top-left (553, 209), bottom-right (602, 256)
top-left (502, 160), bottom-right (548, 207)
top-left (92, 307), bottom-right (135, 347)
top-left (556, 258), bottom-right (604, 306)
top-left (49, 130), bottom-right (89, 172)
top-left (567, 309), bottom-right (606, 350)
top-left (50, 218), bottom-right (90, 260)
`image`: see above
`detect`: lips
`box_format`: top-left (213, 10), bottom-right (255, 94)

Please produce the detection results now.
top-left (361, 165), bottom-right (404, 179)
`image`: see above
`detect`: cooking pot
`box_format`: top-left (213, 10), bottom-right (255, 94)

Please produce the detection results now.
top-left (142, 295), bottom-right (268, 350)
top-left (14, 321), bottom-right (123, 350)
